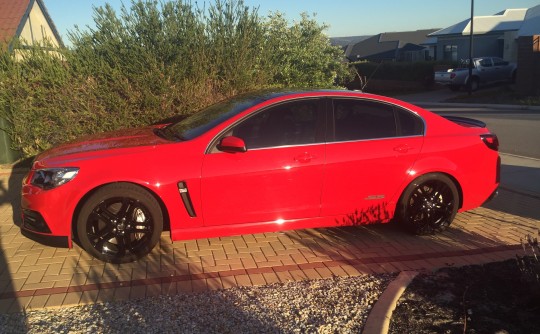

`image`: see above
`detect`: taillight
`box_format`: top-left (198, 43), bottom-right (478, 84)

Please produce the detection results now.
top-left (481, 134), bottom-right (499, 151)
top-left (450, 73), bottom-right (456, 79)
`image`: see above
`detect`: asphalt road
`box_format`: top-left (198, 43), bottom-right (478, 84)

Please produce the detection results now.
top-left (427, 107), bottom-right (540, 159)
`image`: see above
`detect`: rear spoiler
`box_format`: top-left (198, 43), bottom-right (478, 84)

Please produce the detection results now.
top-left (442, 116), bottom-right (486, 128)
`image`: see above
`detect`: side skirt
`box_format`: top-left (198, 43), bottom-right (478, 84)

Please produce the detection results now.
top-left (170, 213), bottom-right (395, 242)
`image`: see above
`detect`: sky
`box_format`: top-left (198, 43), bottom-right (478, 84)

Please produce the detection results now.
top-left (44, 0), bottom-right (539, 42)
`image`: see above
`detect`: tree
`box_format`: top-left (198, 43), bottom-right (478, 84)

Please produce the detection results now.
top-left (262, 12), bottom-right (348, 87)
top-left (1, 0), bottom-right (349, 158)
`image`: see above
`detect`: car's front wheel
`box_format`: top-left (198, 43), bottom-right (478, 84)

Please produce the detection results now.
top-left (397, 174), bottom-right (459, 235)
top-left (76, 183), bottom-right (163, 263)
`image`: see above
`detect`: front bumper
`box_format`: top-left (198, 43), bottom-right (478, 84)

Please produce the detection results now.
top-left (21, 178), bottom-right (80, 247)
top-left (22, 209), bottom-right (52, 234)
top-left (20, 208), bottom-right (71, 247)
top-left (20, 225), bottom-right (70, 248)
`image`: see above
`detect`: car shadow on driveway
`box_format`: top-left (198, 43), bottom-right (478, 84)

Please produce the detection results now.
top-left (282, 193), bottom-right (538, 273)
top-left (489, 164), bottom-right (540, 221)
top-left (0, 160), bottom-right (29, 315)
top-left (1, 158), bottom-right (30, 228)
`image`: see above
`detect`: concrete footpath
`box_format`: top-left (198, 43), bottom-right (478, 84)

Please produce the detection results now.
top-left (500, 153), bottom-right (540, 197)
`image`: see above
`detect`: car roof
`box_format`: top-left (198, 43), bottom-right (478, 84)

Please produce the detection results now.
top-left (244, 89), bottom-right (370, 102)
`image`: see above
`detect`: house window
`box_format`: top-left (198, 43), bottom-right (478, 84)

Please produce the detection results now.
top-left (443, 45), bottom-right (458, 61)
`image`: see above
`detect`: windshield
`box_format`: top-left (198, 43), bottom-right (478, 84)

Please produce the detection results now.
top-left (162, 93), bottom-right (267, 141)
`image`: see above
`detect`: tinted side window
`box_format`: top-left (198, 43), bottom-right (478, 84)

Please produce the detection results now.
top-left (493, 58), bottom-right (508, 66)
top-left (479, 59), bottom-right (492, 67)
top-left (232, 99), bottom-right (322, 149)
top-left (333, 99), bottom-right (396, 141)
top-left (396, 108), bottom-right (424, 136)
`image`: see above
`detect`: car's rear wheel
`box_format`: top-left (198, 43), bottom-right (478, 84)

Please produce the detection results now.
top-left (398, 174), bottom-right (459, 235)
top-left (76, 183), bottom-right (163, 263)
top-left (449, 85), bottom-right (460, 91)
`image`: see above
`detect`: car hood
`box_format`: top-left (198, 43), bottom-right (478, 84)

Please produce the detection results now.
top-left (35, 125), bottom-right (170, 165)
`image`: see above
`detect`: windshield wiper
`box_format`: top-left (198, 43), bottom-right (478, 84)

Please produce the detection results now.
top-left (171, 133), bottom-right (186, 141)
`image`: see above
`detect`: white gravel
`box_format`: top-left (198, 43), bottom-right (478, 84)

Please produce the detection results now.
top-left (0, 273), bottom-right (395, 333)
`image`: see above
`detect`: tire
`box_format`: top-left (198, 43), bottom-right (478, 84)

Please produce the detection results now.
top-left (76, 183), bottom-right (163, 263)
top-left (449, 85), bottom-right (460, 92)
top-left (397, 174), bottom-right (459, 235)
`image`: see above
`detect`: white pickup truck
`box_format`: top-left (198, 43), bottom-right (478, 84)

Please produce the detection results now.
top-left (434, 57), bottom-right (517, 91)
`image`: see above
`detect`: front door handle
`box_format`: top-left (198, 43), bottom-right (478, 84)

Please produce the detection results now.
top-left (393, 145), bottom-right (412, 153)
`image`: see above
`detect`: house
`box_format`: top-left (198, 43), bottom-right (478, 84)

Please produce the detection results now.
top-left (428, 4), bottom-right (540, 94)
top-left (516, 5), bottom-right (540, 95)
top-left (0, 0), bottom-right (63, 52)
top-left (428, 8), bottom-right (528, 61)
top-left (347, 29), bottom-right (439, 62)
top-left (0, 0), bottom-right (63, 163)
top-left (330, 35), bottom-right (371, 60)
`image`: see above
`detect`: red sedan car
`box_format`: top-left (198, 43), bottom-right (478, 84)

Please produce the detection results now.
top-left (21, 90), bottom-right (500, 263)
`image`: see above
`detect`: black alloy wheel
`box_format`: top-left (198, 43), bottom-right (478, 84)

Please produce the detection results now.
top-left (398, 174), bottom-right (459, 235)
top-left (76, 183), bottom-right (163, 263)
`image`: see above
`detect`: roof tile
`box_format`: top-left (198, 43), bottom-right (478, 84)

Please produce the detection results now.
top-left (0, 0), bottom-right (31, 42)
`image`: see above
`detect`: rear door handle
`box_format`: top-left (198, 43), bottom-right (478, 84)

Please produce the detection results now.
top-left (294, 153), bottom-right (315, 163)
top-left (393, 145), bottom-right (412, 153)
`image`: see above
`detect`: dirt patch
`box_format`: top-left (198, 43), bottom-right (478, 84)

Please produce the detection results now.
top-left (389, 259), bottom-right (540, 333)
top-left (445, 84), bottom-right (540, 106)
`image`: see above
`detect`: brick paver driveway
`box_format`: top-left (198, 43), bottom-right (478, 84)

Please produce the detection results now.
top-left (0, 169), bottom-right (538, 313)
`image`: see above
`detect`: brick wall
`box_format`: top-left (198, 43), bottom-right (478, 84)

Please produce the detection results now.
top-left (516, 35), bottom-right (540, 96)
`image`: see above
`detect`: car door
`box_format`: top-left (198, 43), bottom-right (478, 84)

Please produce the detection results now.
top-left (478, 58), bottom-right (496, 83)
top-left (321, 98), bottom-right (424, 223)
top-left (201, 98), bottom-right (326, 226)
top-left (492, 57), bottom-right (512, 81)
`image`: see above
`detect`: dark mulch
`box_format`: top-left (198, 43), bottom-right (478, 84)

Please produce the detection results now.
top-left (389, 259), bottom-right (540, 334)
top-left (445, 84), bottom-right (540, 106)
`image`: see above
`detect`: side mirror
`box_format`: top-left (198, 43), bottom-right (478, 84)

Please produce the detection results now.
top-left (218, 136), bottom-right (247, 153)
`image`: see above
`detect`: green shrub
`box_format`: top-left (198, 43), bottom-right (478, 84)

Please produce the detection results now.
top-left (517, 235), bottom-right (540, 291)
top-left (0, 0), bottom-right (348, 158)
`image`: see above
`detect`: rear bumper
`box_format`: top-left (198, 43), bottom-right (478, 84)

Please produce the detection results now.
top-left (434, 80), bottom-right (452, 85)
top-left (484, 187), bottom-right (499, 204)
top-left (434, 80), bottom-right (461, 87)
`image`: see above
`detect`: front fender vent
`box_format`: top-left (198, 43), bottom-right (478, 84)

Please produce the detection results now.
top-left (178, 181), bottom-right (197, 217)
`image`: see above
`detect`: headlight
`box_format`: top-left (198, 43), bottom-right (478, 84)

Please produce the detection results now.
top-left (30, 168), bottom-right (79, 190)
